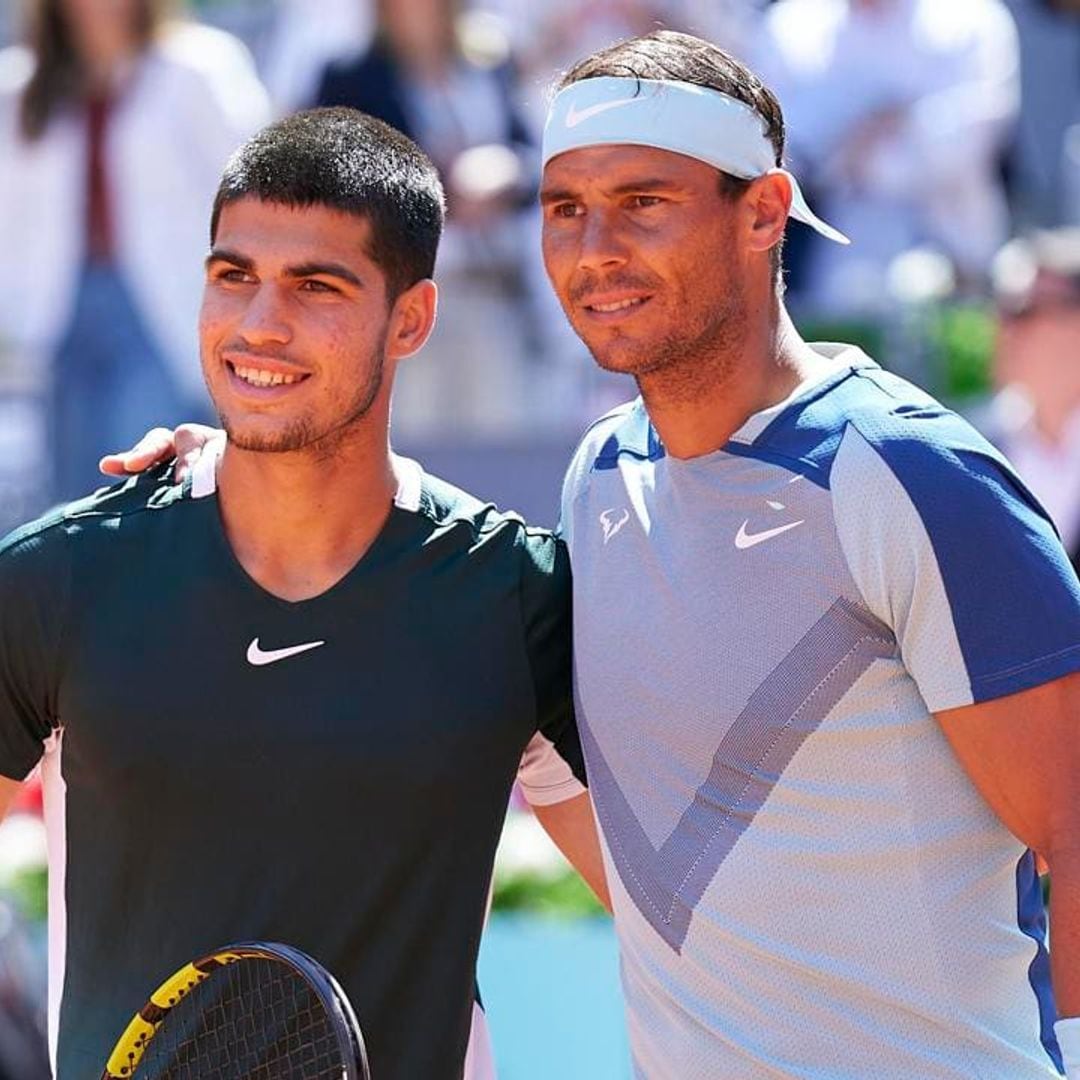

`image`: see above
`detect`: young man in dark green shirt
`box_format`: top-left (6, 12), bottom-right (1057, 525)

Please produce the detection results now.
top-left (0, 108), bottom-right (604, 1080)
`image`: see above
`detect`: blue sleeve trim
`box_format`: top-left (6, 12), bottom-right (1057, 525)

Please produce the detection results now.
top-left (1016, 850), bottom-right (1064, 1074)
top-left (970, 643), bottom-right (1080, 703)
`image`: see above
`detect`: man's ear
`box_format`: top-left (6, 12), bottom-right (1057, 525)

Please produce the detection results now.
top-left (743, 172), bottom-right (791, 256)
top-left (387, 278), bottom-right (438, 361)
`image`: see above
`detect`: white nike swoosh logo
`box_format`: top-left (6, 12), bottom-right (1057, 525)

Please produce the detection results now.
top-left (734, 519), bottom-right (805, 549)
top-left (246, 637), bottom-right (326, 666)
top-left (565, 97), bottom-right (640, 128)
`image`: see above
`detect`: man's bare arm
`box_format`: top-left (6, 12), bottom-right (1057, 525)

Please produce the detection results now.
top-left (937, 671), bottom-right (1080, 1015)
top-left (533, 793), bottom-right (611, 912)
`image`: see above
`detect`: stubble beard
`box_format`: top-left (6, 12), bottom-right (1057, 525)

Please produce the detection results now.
top-left (218, 339), bottom-right (386, 458)
top-left (581, 285), bottom-right (749, 406)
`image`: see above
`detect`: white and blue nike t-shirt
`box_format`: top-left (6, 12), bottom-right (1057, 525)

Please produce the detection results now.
top-left (560, 345), bottom-right (1080, 1079)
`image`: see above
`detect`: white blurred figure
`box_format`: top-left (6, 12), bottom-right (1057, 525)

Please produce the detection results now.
top-left (754, 0), bottom-right (1020, 315)
top-left (0, 0), bottom-right (270, 510)
top-left (260, 0), bottom-right (373, 114)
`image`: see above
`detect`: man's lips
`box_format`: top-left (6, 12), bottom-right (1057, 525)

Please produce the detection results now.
top-left (223, 355), bottom-right (311, 391)
top-left (578, 294), bottom-right (652, 319)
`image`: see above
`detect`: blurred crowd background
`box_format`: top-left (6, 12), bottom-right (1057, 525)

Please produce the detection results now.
top-left (1, 1), bottom-right (1080, 1076)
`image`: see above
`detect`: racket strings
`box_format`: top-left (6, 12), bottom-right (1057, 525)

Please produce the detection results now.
top-left (133, 957), bottom-right (347, 1079)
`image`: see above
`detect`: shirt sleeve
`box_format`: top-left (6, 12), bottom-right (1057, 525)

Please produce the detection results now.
top-left (831, 420), bottom-right (1080, 713)
top-left (515, 529), bottom-right (587, 806)
top-left (0, 524), bottom-right (68, 780)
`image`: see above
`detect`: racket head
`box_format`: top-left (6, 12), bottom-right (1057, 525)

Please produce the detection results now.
top-left (100, 940), bottom-right (370, 1080)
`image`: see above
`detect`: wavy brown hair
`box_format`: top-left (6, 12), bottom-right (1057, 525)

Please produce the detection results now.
top-left (19, 0), bottom-right (170, 141)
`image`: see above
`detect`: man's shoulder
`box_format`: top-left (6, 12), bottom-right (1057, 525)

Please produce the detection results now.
top-left (0, 467), bottom-right (188, 567)
top-left (836, 367), bottom-right (1013, 488)
top-left (409, 460), bottom-right (554, 545)
top-left (406, 462), bottom-right (568, 594)
top-left (749, 354), bottom-right (1004, 491)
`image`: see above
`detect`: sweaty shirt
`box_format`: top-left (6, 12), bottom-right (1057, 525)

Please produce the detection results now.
top-left (0, 456), bottom-right (585, 1080)
top-left (561, 345), bottom-right (1080, 1079)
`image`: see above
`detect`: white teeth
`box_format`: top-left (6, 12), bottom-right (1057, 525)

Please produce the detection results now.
top-left (590, 298), bottom-right (643, 313)
top-left (232, 365), bottom-right (302, 387)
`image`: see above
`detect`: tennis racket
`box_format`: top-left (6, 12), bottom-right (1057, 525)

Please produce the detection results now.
top-left (100, 941), bottom-right (370, 1079)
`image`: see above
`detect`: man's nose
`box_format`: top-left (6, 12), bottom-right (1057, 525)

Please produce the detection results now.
top-left (576, 210), bottom-right (631, 274)
top-left (236, 284), bottom-right (293, 347)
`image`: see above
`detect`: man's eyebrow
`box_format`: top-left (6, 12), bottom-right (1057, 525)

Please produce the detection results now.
top-left (206, 248), bottom-right (254, 271)
top-left (284, 261), bottom-right (363, 288)
top-left (606, 178), bottom-right (682, 196)
top-left (540, 178), bottom-right (682, 204)
top-left (539, 186), bottom-right (578, 206)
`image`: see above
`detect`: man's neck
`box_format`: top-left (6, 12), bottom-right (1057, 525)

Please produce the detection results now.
top-left (639, 306), bottom-right (827, 460)
top-left (216, 429), bottom-right (398, 603)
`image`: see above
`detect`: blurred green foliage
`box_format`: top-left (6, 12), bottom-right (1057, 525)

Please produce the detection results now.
top-left (3, 866), bottom-right (46, 922)
top-left (931, 303), bottom-right (996, 401)
top-left (493, 868), bottom-right (606, 918)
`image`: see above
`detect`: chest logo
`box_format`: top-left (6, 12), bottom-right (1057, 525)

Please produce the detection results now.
top-left (735, 498), bottom-right (805, 549)
top-left (599, 507), bottom-right (631, 544)
top-left (246, 637), bottom-right (326, 666)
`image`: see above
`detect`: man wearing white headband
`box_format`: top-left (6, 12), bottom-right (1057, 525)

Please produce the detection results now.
top-left (542, 29), bottom-right (1079, 1080)
top-left (98, 27), bottom-right (1080, 1080)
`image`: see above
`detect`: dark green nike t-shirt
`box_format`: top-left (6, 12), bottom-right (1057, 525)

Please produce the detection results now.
top-left (0, 456), bottom-right (584, 1080)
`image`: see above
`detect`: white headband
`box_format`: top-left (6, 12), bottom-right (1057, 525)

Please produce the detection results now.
top-left (542, 76), bottom-right (849, 245)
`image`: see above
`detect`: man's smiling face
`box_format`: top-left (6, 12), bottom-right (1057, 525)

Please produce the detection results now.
top-left (200, 197), bottom-right (394, 455)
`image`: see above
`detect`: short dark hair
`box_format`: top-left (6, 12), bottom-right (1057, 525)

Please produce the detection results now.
top-left (210, 108), bottom-right (445, 301)
top-left (557, 31), bottom-right (787, 279)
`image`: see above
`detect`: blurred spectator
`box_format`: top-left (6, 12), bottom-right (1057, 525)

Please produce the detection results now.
top-left (1002, 0), bottom-right (1080, 228)
top-left (260, 0), bottom-right (373, 114)
top-left (489, 1), bottom-right (766, 132)
top-left (489, 0), bottom-right (674, 130)
top-left (316, 0), bottom-right (554, 439)
top-left (754, 0), bottom-right (1020, 315)
top-left (983, 228), bottom-right (1080, 571)
top-left (676, 0), bottom-right (767, 67)
top-left (0, 0), bottom-right (269, 511)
